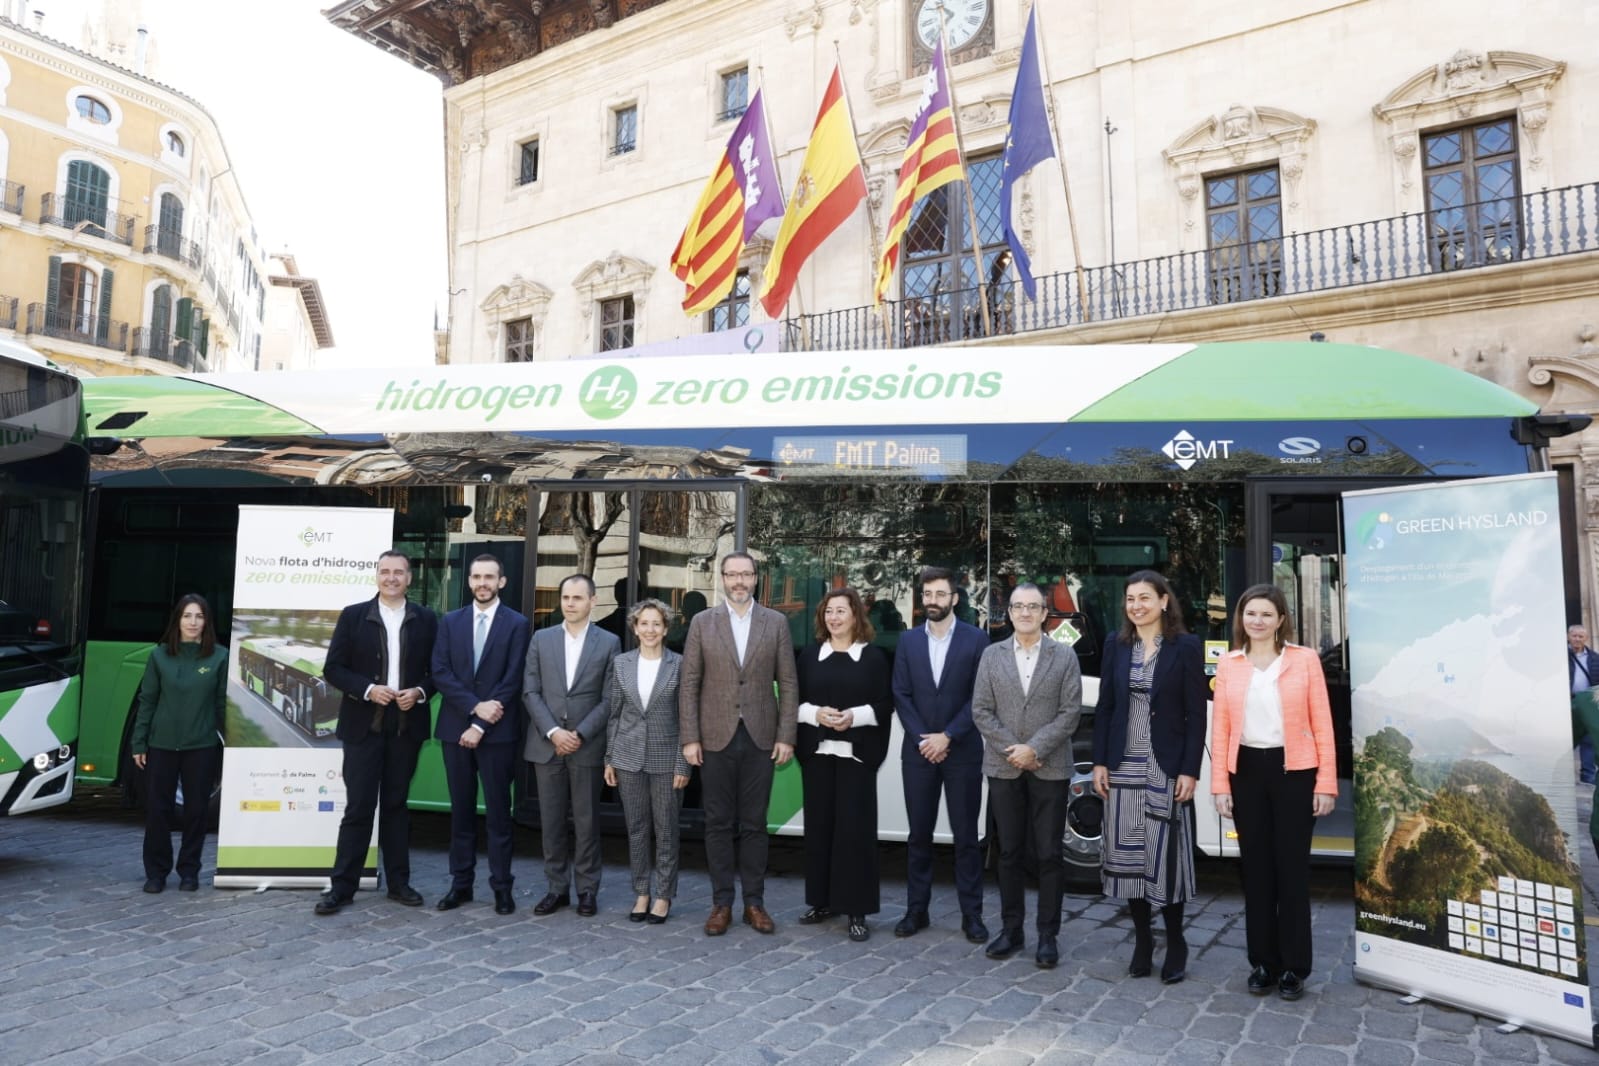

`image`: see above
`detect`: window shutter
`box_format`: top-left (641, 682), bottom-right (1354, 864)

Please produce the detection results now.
top-left (96, 268), bottom-right (114, 345)
top-left (46, 256), bottom-right (62, 315)
top-left (198, 316), bottom-right (210, 355)
top-left (176, 296), bottom-right (193, 338)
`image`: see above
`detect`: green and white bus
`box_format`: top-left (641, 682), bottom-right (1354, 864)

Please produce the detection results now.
top-left (0, 338), bottom-right (86, 816)
top-left (74, 341), bottom-right (1563, 881)
top-left (237, 637), bottom-right (340, 740)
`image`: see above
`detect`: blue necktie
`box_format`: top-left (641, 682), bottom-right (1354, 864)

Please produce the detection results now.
top-left (473, 612), bottom-right (487, 672)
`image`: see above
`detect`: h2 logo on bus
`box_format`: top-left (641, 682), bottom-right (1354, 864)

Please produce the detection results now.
top-left (579, 366), bottom-right (637, 421)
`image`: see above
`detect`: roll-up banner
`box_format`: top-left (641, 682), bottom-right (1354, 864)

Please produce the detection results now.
top-left (1344, 473), bottom-right (1594, 1047)
top-left (215, 506), bottom-right (395, 889)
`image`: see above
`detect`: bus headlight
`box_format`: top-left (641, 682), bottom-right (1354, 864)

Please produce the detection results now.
top-left (32, 752), bottom-right (51, 771)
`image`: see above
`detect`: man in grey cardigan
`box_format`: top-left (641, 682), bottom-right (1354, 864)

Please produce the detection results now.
top-left (971, 582), bottom-right (1082, 969)
top-left (678, 552), bottom-right (799, 936)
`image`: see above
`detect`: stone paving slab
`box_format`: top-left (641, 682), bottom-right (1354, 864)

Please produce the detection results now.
top-left (2, 786), bottom-right (1597, 1064)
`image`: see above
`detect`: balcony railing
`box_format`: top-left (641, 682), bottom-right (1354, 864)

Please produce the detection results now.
top-left (38, 193), bottom-right (136, 246)
top-left (133, 327), bottom-right (203, 371)
top-left (786, 179), bottom-right (1599, 351)
top-left (0, 295), bottom-right (17, 331)
top-left (142, 225), bottom-right (203, 268)
top-left (0, 180), bottom-right (22, 215)
top-left (25, 303), bottom-right (129, 352)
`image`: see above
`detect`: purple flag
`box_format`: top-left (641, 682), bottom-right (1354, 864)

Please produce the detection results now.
top-left (729, 90), bottom-right (784, 241)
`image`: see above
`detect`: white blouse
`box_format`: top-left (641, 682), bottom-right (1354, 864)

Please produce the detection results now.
top-left (1241, 653), bottom-right (1285, 749)
top-left (636, 654), bottom-right (662, 706)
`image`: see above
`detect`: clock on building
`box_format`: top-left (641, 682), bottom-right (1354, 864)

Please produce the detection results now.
top-left (914, 0), bottom-right (991, 52)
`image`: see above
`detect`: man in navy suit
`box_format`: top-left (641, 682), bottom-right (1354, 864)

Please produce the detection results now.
top-left (891, 566), bottom-right (990, 944)
top-left (431, 554), bottom-right (531, 915)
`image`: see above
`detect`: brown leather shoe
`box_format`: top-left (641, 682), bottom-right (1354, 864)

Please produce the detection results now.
top-left (743, 904), bottom-right (776, 934)
top-left (704, 905), bottom-right (733, 936)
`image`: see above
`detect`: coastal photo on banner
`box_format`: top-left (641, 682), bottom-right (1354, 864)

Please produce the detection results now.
top-left (215, 506), bottom-right (395, 888)
top-left (1344, 473), bottom-right (1593, 1045)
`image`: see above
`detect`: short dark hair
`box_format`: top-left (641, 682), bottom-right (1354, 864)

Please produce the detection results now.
top-left (1009, 581), bottom-right (1045, 604)
top-left (469, 553), bottom-right (503, 577)
top-left (720, 551), bottom-right (757, 575)
top-left (559, 573), bottom-right (597, 596)
top-left (161, 593), bottom-right (218, 657)
top-left (813, 587), bottom-right (876, 645)
top-left (918, 566), bottom-right (955, 590)
top-left (1231, 583), bottom-right (1292, 652)
top-left (1116, 569), bottom-right (1188, 644)
top-left (377, 549), bottom-right (411, 570)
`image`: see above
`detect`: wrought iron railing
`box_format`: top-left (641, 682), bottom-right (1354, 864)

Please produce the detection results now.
top-left (134, 327), bottom-right (201, 370)
top-left (142, 225), bottom-right (202, 268)
top-left (0, 295), bottom-right (17, 331)
top-left (786, 179), bottom-right (1599, 351)
top-left (0, 180), bottom-right (22, 215)
top-left (26, 303), bottom-right (129, 351)
top-left (38, 193), bottom-right (136, 246)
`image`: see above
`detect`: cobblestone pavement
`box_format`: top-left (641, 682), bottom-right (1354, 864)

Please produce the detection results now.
top-left (3, 786), bottom-right (1598, 1066)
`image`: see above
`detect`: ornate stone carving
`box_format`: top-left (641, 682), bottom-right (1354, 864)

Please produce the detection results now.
top-left (590, 0), bottom-right (614, 29)
top-left (1163, 105), bottom-right (1316, 247)
top-left (785, 1), bottom-right (824, 38)
top-left (572, 252), bottom-right (655, 316)
top-left (480, 274), bottom-right (554, 340)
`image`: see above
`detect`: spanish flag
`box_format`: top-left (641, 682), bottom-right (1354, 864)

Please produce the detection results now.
top-left (759, 67), bottom-right (866, 319)
top-left (875, 40), bottom-right (964, 303)
top-left (671, 90), bottom-right (783, 316)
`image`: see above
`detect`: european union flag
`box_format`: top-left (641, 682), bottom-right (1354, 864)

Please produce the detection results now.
top-left (1000, 9), bottom-right (1056, 300)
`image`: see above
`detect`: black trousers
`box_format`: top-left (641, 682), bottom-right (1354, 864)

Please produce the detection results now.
top-left (142, 745), bottom-right (221, 881)
top-left (700, 722), bottom-right (774, 907)
top-left (1232, 745), bottom-right (1318, 978)
top-left (989, 772), bottom-right (1068, 937)
top-left (329, 728), bottom-right (421, 899)
top-left (441, 739), bottom-right (517, 891)
top-left (801, 754), bottom-right (879, 915)
top-left (903, 755), bottom-right (984, 917)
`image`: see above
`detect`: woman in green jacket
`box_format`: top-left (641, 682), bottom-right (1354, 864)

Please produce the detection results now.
top-left (132, 595), bottom-right (228, 893)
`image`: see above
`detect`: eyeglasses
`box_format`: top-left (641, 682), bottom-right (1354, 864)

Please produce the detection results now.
top-left (1008, 603), bottom-right (1046, 614)
top-left (721, 571), bottom-right (756, 579)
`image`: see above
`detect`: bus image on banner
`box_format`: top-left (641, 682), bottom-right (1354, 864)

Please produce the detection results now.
top-left (237, 638), bottom-right (340, 740)
top-left (73, 341), bottom-right (1565, 884)
top-left (0, 337), bottom-right (86, 816)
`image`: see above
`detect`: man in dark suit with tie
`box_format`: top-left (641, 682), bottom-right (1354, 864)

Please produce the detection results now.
top-left (891, 566), bottom-right (989, 944)
top-left (316, 550), bottom-right (438, 915)
top-left (431, 554), bottom-right (531, 915)
top-left (523, 574), bottom-right (619, 917)
top-left (678, 551), bottom-right (799, 936)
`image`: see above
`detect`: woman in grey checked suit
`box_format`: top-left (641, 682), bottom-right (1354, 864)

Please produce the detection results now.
top-left (605, 599), bottom-right (691, 924)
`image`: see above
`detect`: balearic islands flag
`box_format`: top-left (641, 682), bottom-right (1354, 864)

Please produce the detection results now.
top-left (758, 67), bottom-right (867, 319)
top-left (670, 90), bottom-right (784, 315)
top-left (999, 8), bottom-right (1056, 300)
top-left (874, 39), bottom-right (964, 304)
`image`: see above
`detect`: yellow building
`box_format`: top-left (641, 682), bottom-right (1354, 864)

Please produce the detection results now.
top-left (0, 9), bottom-right (267, 375)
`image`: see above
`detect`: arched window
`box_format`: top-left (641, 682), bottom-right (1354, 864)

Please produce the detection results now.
top-left (157, 192), bottom-right (184, 257)
top-left (75, 95), bottom-right (111, 124)
top-left (64, 159), bottom-right (111, 229)
top-left (165, 131), bottom-right (185, 156)
top-left (53, 263), bottom-right (96, 335)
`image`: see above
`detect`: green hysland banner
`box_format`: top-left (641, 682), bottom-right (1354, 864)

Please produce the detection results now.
top-left (214, 505), bottom-right (395, 889)
top-left (1344, 473), bottom-right (1594, 1047)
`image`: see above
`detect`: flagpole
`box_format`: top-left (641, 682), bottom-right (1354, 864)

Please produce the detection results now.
top-left (936, 10), bottom-right (994, 339)
top-left (753, 66), bottom-right (810, 347)
top-left (1027, 1), bottom-right (1091, 322)
top-left (831, 41), bottom-right (893, 347)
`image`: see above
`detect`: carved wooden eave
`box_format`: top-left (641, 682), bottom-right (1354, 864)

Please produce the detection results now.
top-left (323, 0), bottom-right (674, 85)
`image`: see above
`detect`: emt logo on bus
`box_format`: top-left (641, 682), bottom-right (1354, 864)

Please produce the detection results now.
top-left (1161, 429), bottom-right (1234, 471)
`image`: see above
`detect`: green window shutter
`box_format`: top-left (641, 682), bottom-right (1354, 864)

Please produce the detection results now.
top-left (96, 267), bottom-right (114, 345)
top-left (176, 296), bottom-right (193, 338)
top-left (46, 256), bottom-right (62, 316)
top-left (151, 285), bottom-right (172, 345)
top-left (197, 316), bottom-right (209, 355)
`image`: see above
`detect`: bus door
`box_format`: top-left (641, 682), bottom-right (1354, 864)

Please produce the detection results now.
top-left (1245, 478), bottom-right (1391, 858)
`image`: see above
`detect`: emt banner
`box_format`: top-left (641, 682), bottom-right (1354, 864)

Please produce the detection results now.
top-left (214, 506), bottom-right (395, 889)
top-left (1344, 473), bottom-right (1593, 1045)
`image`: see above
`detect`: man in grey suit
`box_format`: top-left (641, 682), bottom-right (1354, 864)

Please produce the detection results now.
top-left (972, 582), bottom-right (1082, 970)
top-left (679, 551), bottom-right (799, 936)
top-left (523, 574), bottom-right (620, 917)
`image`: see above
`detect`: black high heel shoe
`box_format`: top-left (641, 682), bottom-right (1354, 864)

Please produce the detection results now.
top-left (646, 901), bottom-right (671, 925)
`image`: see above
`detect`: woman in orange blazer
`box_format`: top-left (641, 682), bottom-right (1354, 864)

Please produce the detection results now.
top-left (1211, 584), bottom-right (1336, 1003)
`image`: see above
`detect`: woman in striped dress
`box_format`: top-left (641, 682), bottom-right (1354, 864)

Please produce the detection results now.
top-left (1091, 571), bottom-right (1208, 984)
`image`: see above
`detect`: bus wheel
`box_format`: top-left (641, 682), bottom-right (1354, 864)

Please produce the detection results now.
top-left (1062, 760), bottom-right (1104, 893)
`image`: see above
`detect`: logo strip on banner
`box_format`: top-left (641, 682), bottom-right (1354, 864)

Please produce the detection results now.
top-left (214, 506), bottom-right (396, 890)
top-left (1343, 473), bottom-right (1592, 1046)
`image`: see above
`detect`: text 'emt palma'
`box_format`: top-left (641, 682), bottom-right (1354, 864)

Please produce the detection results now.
top-left (373, 364), bottom-right (1005, 422)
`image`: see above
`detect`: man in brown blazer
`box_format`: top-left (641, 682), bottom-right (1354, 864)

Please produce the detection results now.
top-left (679, 551), bottom-right (799, 936)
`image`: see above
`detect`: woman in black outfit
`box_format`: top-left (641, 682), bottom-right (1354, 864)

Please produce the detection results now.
top-left (794, 587), bottom-right (893, 941)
